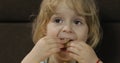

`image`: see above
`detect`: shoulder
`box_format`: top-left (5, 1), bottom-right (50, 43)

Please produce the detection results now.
top-left (40, 61), bottom-right (45, 63)
top-left (40, 59), bottom-right (48, 63)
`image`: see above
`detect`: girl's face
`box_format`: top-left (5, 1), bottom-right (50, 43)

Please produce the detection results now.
top-left (46, 2), bottom-right (88, 61)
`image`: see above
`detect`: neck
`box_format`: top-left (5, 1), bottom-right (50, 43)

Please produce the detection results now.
top-left (49, 55), bottom-right (76, 63)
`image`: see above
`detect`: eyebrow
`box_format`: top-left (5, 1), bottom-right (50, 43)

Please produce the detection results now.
top-left (54, 12), bottom-right (63, 15)
top-left (54, 12), bottom-right (85, 18)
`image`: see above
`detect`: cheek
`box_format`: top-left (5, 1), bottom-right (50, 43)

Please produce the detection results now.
top-left (75, 26), bottom-right (88, 42)
top-left (46, 23), bottom-right (61, 37)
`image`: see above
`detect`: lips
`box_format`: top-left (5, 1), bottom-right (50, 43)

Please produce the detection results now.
top-left (59, 38), bottom-right (74, 42)
top-left (58, 33), bottom-right (76, 51)
top-left (59, 38), bottom-right (74, 51)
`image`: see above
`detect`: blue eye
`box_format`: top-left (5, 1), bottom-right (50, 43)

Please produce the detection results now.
top-left (74, 20), bottom-right (82, 25)
top-left (54, 17), bottom-right (63, 24)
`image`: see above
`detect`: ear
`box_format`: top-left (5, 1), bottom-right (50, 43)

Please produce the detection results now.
top-left (43, 31), bottom-right (47, 36)
top-left (43, 29), bottom-right (47, 36)
top-left (43, 32), bottom-right (46, 36)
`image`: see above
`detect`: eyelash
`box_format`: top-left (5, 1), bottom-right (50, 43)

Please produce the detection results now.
top-left (73, 19), bottom-right (83, 25)
top-left (52, 17), bottom-right (83, 25)
top-left (53, 17), bottom-right (63, 24)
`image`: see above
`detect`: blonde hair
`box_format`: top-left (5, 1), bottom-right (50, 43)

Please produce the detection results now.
top-left (32, 0), bottom-right (102, 48)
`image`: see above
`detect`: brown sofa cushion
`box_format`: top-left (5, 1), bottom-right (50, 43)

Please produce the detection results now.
top-left (0, 0), bottom-right (120, 22)
top-left (0, 22), bottom-right (34, 63)
top-left (99, 23), bottom-right (120, 63)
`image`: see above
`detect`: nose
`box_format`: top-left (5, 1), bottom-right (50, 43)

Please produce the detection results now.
top-left (62, 25), bottom-right (73, 33)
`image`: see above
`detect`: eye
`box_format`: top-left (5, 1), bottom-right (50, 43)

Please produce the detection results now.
top-left (53, 17), bottom-right (63, 24)
top-left (74, 20), bottom-right (82, 25)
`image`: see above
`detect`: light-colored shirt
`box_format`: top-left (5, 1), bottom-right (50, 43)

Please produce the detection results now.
top-left (40, 59), bottom-right (77, 63)
top-left (40, 59), bottom-right (48, 63)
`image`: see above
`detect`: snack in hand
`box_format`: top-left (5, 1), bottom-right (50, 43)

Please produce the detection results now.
top-left (61, 38), bottom-right (73, 51)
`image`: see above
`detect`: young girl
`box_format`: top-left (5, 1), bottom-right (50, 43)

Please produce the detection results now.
top-left (22, 0), bottom-right (103, 63)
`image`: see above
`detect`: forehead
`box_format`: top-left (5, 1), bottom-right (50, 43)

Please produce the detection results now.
top-left (54, 0), bottom-right (84, 16)
top-left (55, 2), bottom-right (74, 15)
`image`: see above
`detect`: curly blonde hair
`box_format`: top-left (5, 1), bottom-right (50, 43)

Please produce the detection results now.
top-left (32, 0), bottom-right (102, 48)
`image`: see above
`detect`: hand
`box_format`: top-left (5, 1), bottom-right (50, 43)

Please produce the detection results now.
top-left (67, 41), bottom-right (99, 63)
top-left (23, 36), bottom-right (65, 63)
top-left (33, 36), bottom-right (65, 61)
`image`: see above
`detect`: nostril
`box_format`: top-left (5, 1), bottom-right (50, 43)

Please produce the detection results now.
top-left (63, 30), bottom-right (72, 33)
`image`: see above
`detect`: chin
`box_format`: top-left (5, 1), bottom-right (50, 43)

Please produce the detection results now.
top-left (55, 51), bottom-right (73, 61)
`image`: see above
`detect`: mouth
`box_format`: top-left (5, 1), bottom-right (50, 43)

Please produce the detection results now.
top-left (60, 38), bottom-right (74, 51)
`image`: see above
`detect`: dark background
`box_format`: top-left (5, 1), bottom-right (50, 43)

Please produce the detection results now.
top-left (0, 0), bottom-right (120, 63)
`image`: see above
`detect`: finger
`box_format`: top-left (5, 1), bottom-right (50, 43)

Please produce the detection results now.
top-left (67, 41), bottom-right (82, 51)
top-left (45, 37), bottom-right (65, 44)
top-left (48, 48), bottom-right (61, 55)
top-left (48, 43), bottom-right (64, 49)
top-left (79, 42), bottom-right (91, 48)
top-left (75, 41), bottom-right (92, 50)
top-left (69, 52), bottom-right (81, 62)
top-left (67, 47), bottom-right (80, 56)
